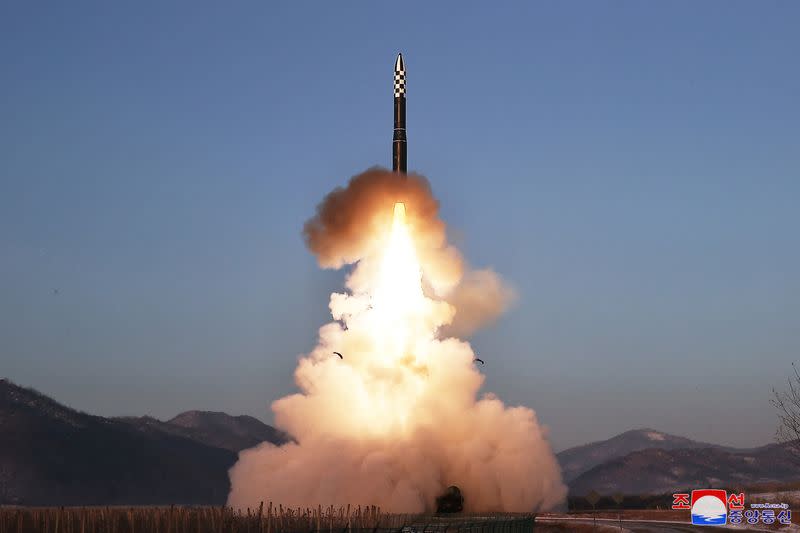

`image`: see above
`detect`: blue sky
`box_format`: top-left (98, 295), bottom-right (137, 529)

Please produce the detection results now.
top-left (1, 2), bottom-right (798, 450)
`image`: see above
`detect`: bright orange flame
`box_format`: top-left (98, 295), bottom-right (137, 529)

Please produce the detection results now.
top-left (371, 203), bottom-right (425, 349)
top-left (296, 203), bottom-right (453, 437)
top-left (341, 202), bottom-right (444, 435)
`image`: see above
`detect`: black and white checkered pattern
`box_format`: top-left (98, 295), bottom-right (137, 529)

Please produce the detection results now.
top-left (394, 69), bottom-right (405, 98)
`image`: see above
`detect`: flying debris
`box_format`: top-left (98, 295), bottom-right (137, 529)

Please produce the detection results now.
top-left (392, 53), bottom-right (406, 174)
top-left (474, 358), bottom-right (485, 365)
top-left (332, 351), bottom-right (343, 359)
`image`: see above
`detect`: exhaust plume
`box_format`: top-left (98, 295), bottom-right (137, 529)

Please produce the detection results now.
top-left (228, 168), bottom-right (566, 512)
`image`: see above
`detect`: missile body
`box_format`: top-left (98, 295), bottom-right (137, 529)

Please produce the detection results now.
top-left (393, 53), bottom-right (407, 174)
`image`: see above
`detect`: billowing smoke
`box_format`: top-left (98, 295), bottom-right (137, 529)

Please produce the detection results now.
top-left (228, 168), bottom-right (566, 512)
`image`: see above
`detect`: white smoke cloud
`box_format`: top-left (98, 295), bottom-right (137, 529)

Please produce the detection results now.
top-left (438, 268), bottom-right (516, 338)
top-left (227, 169), bottom-right (566, 513)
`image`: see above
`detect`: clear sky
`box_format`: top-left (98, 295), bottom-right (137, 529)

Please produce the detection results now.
top-left (1, 2), bottom-right (798, 451)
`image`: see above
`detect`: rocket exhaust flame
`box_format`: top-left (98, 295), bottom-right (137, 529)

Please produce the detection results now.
top-left (227, 170), bottom-right (566, 513)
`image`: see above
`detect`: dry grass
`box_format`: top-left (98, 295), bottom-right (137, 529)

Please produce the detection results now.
top-left (0, 505), bottom-right (384, 533)
top-left (0, 505), bottom-right (536, 533)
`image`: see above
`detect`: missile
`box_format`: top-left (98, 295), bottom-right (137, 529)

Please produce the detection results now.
top-left (393, 53), bottom-right (407, 174)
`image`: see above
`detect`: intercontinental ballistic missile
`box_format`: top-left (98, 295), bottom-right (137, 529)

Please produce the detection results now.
top-left (393, 53), bottom-right (407, 173)
top-left (391, 53), bottom-right (467, 513)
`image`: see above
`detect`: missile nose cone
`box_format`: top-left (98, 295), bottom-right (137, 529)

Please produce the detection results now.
top-left (393, 52), bottom-right (406, 98)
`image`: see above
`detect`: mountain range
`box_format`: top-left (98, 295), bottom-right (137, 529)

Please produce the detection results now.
top-left (0, 378), bottom-right (287, 505)
top-left (557, 428), bottom-right (799, 496)
top-left (2, 377), bottom-right (797, 505)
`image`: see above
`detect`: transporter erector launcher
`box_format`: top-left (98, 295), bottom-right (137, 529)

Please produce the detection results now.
top-left (393, 53), bottom-right (407, 174)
